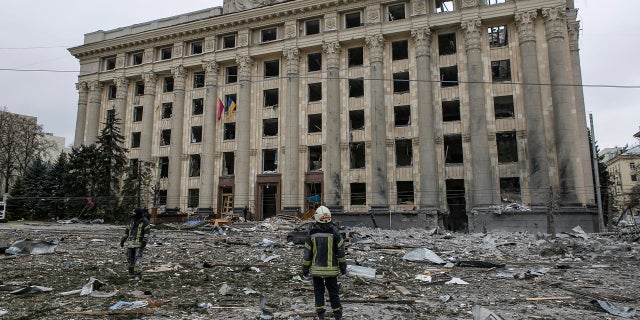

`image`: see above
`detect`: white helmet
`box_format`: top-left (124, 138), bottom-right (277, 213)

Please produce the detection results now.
top-left (313, 206), bottom-right (332, 223)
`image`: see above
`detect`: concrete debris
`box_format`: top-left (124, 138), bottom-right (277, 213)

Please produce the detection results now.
top-left (402, 248), bottom-right (446, 264)
top-left (108, 300), bottom-right (148, 311)
top-left (6, 238), bottom-right (60, 255)
top-left (592, 300), bottom-right (636, 318)
top-left (472, 305), bottom-right (505, 320)
top-left (346, 265), bottom-right (376, 279)
top-left (10, 285), bottom-right (53, 295)
top-left (445, 277), bottom-right (468, 285)
top-left (219, 283), bottom-right (233, 296)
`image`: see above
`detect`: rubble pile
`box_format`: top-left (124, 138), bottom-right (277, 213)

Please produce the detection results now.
top-left (0, 220), bottom-right (639, 319)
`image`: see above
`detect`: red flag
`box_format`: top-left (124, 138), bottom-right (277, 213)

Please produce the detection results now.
top-left (87, 198), bottom-right (95, 207)
top-left (216, 98), bottom-right (224, 120)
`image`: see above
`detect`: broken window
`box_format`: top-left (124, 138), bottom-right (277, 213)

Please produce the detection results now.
top-left (494, 95), bottom-right (514, 119)
top-left (632, 174), bottom-right (638, 182)
top-left (192, 98), bottom-right (204, 115)
top-left (348, 47), bottom-right (364, 67)
top-left (193, 72), bottom-right (205, 88)
top-left (350, 141), bottom-right (366, 169)
top-left (158, 190), bottom-right (167, 205)
top-left (263, 118), bottom-right (278, 137)
top-left (486, 0), bottom-right (506, 5)
top-left (308, 114), bottom-right (322, 133)
top-left (435, 0), bottom-right (454, 13)
top-left (159, 157), bottom-right (169, 178)
top-left (222, 152), bottom-right (235, 175)
top-left (263, 149), bottom-right (278, 172)
top-left (190, 40), bottom-right (203, 55)
top-left (308, 53), bottom-right (322, 71)
top-left (388, 3), bottom-right (406, 21)
top-left (162, 102), bottom-right (173, 119)
top-left (263, 89), bottom-right (279, 108)
top-left (226, 66), bottom-right (238, 84)
top-left (107, 85), bottom-right (117, 100)
top-left (442, 100), bottom-right (461, 122)
top-left (308, 145), bottom-right (322, 171)
top-left (308, 82), bottom-right (322, 102)
top-left (130, 52), bottom-right (143, 66)
top-left (349, 78), bottom-right (364, 97)
top-left (163, 76), bottom-right (174, 92)
top-left (349, 110), bottom-right (365, 130)
top-left (397, 181), bottom-right (414, 204)
top-left (131, 132), bottom-right (141, 148)
top-left (261, 27), bottom-right (277, 42)
top-left (222, 34), bottom-right (236, 49)
top-left (188, 188), bottom-right (199, 208)
top-left (135, 81), bottom-right (145, 96)
top-left (133, 106), bottom-right (143, 122)
top-left (160, 129), bottom-right (171, 146)
top-left (160, 46), bottom-right (172, 60)
top-left (106, 109), bottom-right (115, 123)
top-left (488, 25), bottom-right (508, 48)
top-left (394, 105), bottom-right (411, 126)
top-left (130, 159), bottom-right (139, 177)
top-left (393, 71), bottom-right (410, 93)
top-left (305, 19), bottom-right (320, 35)
top-left (224, 122), bottom-right (236, 140)
top-left (104, 56), bottom-right (116, 70)
top-left (444, 134), bottom-right (463, 164)
top-left (396, 139), bottom-right (413, 167)
top-left (438, 33), bottom-right (457, 55)
top-left (491, 60), bottom-right (511, 82)
top-left (350, 183), bottom-right (366, 205)
top-left (440, 66), bottom-right (458, 87)
top-left (264, 60), bottom-right (280, 78)
top-left (191, 126), bottom-right (202, 143)
top-left (392, 40), bottom-right (409, 60)
top-left (500, 177), bottom-right (521, 203)
top-left (497, 131), bottom-right (518, 163)
top-left (189, 154), bottom-right (201, 177)
top-left (345, 11), bottom-right (362, 28)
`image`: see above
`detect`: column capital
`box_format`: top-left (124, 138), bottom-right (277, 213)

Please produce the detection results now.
top-left (322, 40), bottom-right (341, 69)
top-left (76, 81), bottom-right (88, 93)
top-left (115, 77), bottom-right (129, 99)
top-left (203, 61), bottom-right (219, 86)
top-left (515, 10), bottom-right (538, 43)
top-left (542, 6), bottom-right (567, 40)
top-left (236, 55), bottom-right (252, 82)
top-left (461, 19), bottom-right (482, 51)
top-left (88, 81), bottom-right (103, 103)
top-left (143, 72), bottom-right (157, 95)
top-left (411, 27), bottom-right (432, 57)
top-left (171, 65), bottom-right (187, 90)
top-left (567, 20), bottom-right (580, 51)
top-left (283, 47), bottom-right (300, 75)
top-left (365, 34), bottom-right (385, 63)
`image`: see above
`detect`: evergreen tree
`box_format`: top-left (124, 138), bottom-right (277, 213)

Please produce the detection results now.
top-left (94, 116), bottom-right (128, 221)
top-left (47, 153), bottom-right (71, 219)
top-left (7, 175), bottom-right (27, 219)
top-left (67, 144), bottom-right (101, 217)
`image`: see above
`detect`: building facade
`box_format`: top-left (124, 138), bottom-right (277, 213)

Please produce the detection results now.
top-left (69, 0), bottom-right (596, 231)
top-left (605, 145), bottom-right (640, 220)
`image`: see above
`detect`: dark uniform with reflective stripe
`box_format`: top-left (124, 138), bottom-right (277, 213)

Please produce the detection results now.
top-left (302, 222), bottom-right (346, 319)
top-left (120, 209), bottom-right (150, 280)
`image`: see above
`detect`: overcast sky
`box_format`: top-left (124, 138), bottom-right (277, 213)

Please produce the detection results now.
top-left (0, 0), bottom-right (638, 149)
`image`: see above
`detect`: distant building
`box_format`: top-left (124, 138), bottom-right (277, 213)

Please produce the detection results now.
top-left (605, 145), bottom-right (640, 218)
top-left (68, 0), bottom-right (598, 232)
top-left (42, 133), bottom-right (71, 163)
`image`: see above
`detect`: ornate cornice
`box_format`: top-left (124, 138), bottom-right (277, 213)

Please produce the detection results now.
top-left (322, 40), bottom-right (341, 69)
top-left (411, 27), bottom-right (432, 57)
top-left (236, 55), bottom-right (252, 82)
top-left (461, 19), bottom-right (482, 51)
top-left (172, 66), bottom-right (187, 90)
top-left (365, 34), bottom-right (384, 63)
top-left (283, 47), bottom-right (300, 75)
top-left (203, 61), bottom-right (219, 86)
top-left (542, 6), bottom-right (567, 40)
top-left (515, 10), bottom-right (537, 43)
top-left (567, 20), bottom-right (580, 51)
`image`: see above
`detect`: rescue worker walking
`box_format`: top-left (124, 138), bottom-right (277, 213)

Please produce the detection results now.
top-left (302, 206), bottom-right (346, 320)
top-left (120, 208), bottom-right (150, 280)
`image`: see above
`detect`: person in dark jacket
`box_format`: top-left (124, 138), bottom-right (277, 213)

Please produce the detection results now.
top-left (302, 206), bottom-right (346, 320)
top-left (120, 208), bottom-right (150, 280)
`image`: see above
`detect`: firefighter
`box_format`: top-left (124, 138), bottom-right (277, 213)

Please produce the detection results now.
top-left (120, 207), bottom-right (150, 280)
top-left (302, 206), bottom-right (346, 320)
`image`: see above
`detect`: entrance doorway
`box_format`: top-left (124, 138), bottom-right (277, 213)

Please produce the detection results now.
top-left (260, 183), bottom-right (278, 219)
top-left (445, 179), bottom-right (467, 232)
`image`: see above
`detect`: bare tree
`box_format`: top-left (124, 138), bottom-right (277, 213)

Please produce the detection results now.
top-left (0, 108), bottom-right (53, 193)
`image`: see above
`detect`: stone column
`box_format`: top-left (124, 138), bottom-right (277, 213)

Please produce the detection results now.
top-left (515, 10), bottom-right (550, 206)
top-left (411, 27), bottom-right (439, 212)
top-left (282, 47), bottom-right (301, 214)
top-left (322, 40), bottom-right (342, 210)
top-left (365, 34), bottom-right (389, 210)
top-left (140, 72), bottom-right (156, 162)
top-left (462, 19), bottom-right (494, 208)
top-left (85, 80), bottom-right (103, 145)
top-left (200, 61), bottom-right (219, 210)
top-left (543, 6), bottom-right (579, 204)
top-left (167, 66), bottom-right (186, 209)
top-left (114, 77), bottom-right (129, 125)
top-left (234, 55), bottom-right (252, 211)
top-left (74, 82), bottom-right (88, 147)
top-left (568, 15), bottom-right (595, 204)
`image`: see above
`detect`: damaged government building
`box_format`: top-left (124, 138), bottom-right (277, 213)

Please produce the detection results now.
top-left (68, 0), bottom-right (597, 232)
